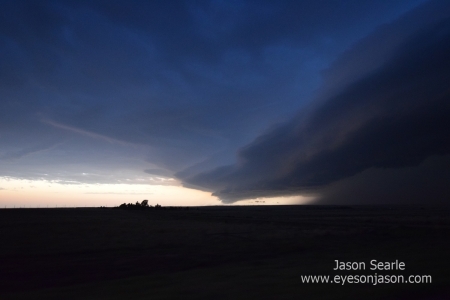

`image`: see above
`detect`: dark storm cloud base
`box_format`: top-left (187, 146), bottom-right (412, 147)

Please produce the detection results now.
top-left (183, 4), bottom-right (450, 203)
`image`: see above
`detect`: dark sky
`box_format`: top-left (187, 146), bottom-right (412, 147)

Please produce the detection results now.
top-left (1, 0), bottom-right (449, 205)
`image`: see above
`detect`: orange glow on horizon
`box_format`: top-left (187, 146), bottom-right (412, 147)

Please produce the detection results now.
top-left (0, 177), bottom-right (219, 208)
top-left (0, 177), bottom-right (314, 208)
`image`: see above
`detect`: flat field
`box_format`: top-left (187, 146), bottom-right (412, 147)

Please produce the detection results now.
top-left (1, 205), bottom-right (449, 299)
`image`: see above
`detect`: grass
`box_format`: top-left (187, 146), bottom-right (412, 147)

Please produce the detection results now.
top-left (1, 205), bottom-right (449, 299)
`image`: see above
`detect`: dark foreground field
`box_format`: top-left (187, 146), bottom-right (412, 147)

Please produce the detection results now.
top-left (1, 205), bottom-right (449, 299)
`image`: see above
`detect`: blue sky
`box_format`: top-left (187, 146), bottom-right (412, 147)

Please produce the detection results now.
top-left (1, 0), bottom-right (449, 206)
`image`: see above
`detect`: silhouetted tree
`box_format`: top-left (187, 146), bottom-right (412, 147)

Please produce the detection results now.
top-left (115, 201), bottom-right (170, 210)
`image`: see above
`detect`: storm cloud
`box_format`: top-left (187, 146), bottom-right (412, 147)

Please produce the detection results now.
top-left (1, 0), bottom-right (448, 205)
top-left (181, 1), bottom-right (450, 204)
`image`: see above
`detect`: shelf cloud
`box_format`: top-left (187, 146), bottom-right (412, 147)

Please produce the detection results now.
top-left (180, 2), bottom-right (450, 204)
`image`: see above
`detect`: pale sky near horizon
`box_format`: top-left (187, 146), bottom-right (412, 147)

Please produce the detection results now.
top-left (0, 177), bottom-right (314, 207)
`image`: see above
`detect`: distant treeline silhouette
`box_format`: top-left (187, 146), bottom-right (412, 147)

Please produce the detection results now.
top-left (114, 200), bottom-right (189, 210)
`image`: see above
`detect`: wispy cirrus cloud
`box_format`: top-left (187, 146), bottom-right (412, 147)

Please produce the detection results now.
top-left (41, 119), bottom-right (142, 148)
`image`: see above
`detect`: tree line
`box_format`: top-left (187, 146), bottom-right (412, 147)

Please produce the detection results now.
top-left (114, 200), bottom-right (189, 210)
